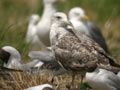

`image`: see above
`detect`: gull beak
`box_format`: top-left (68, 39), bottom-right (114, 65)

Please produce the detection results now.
top-left (82, 15), bottom-right (89, 21)
top-left (0, 49), bottom-right (10, 64)
top-left (36, 18), bottom-right (40, 24)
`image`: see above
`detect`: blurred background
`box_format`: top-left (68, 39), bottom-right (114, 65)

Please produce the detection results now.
top-left (0, 0), bottom-right (120, 63)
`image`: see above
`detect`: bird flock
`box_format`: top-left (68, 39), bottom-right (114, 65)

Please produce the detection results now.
top-left (0, 0), bottom-right (120, 90)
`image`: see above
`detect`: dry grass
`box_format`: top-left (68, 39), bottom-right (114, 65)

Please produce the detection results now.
top-left (0, 70), bottom-right (90, 90)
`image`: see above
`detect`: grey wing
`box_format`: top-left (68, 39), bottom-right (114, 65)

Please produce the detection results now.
top-left (29, 51), bottom-right (65, 76)
top-left (107, 72), bottom-right (120, 89)
top-left (23, 59), bottom-right (43, 69)
top-left (83, 21), bottom-right (108, 53)
top-left (28, 51), bottom-right (55, 61)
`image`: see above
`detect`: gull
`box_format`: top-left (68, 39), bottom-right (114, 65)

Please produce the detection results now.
top-left (86, 68), bottom-right (120, 90)
top-left (36, 0), bottom-right (58, 46)
top-left (28, 50), bottom-right (66, 76)
top-left (25, 84), bottom-right (53, 90)
top-left (26, 14), bottom-right (44, 47)
top-left (49, 12), bottom-right (120, 88)
top-left (69, 7), bottom-right (108, 52)
top-left (0, 46), bottom-right (41, 70)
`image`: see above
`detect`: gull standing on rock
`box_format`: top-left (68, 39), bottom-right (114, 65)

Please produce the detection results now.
top-left (0, 46), bottom-right (41, 70)
top-left (49, 12), bottom-right (120, 89)
top-left (26, 14), bottom-right (43, 46)
top-left (36, 0), bottom-right (59, 47)
top-left (86, 68), bottom-right (120, 90)
top-left (69, 7), bottom-right (109, 52)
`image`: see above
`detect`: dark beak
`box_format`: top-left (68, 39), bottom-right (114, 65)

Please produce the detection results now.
top-left (0, 49), bottom-right (10, 64)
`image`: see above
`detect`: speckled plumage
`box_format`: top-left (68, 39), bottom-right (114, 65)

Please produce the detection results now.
top-left (50, 12), bottom-right (120, 89)
top-left (50, 12), bottom-right (118, 73)
top-left (54, 30), bottom-right (111, 72)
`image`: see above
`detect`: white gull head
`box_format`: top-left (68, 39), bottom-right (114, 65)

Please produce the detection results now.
top-left (1, 46), bottom-right (22, 69)
top-left (69, 7), bottom-right (85, 20)
top-left (68, 7), bottom-right (89, 35)
top-left (0, 46), bottom-right (43, 71)
top-left (50, 12), bottom-right (69, 46)
top-left (51, 12), bottom-right (68, 25)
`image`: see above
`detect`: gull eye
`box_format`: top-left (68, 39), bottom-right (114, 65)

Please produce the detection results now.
top-left (56, 16), bottom-right (62, 19)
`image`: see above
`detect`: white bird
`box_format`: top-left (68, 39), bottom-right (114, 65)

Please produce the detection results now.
top-left (25, 84), bottom-right (53, 90)
top-left (36, 0), bottom-right (58, 47)
top-left (26, 14), bottom-right (44, 47)
top-left (86, 68), bottom-right (120, 90)
top-left (0, 46), bottom-right (41, 70)
top-left (69, 7), bottom-right (108, 52)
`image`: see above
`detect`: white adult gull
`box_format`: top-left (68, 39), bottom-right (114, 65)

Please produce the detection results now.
top-left (0, 46), bottom-right (41, 70)
top-left (69, 7), bottom-right (109, 53)
top-left (25, 84), bottom-right (53, 90)
top-left (49, 12), bottom-right (120, 89)
top-left (26, 14), bottom-right (43, 46)
top-left (86, 68), bottom-right (120, 90)
top-left (36, 0), bottom-right (59, 46)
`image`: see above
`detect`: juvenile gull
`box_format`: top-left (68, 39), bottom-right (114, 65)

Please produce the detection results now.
top-left (69, 7), bottom-right (108, 52)
top-left (49, 12), bottom-right (120, 88)
top-left (0, 46), bottom-right (41, 70)
top-left (25, 84), bottom-right (53, 90)
top-left (26, 14), bottom-right (43, 46)
top-left (86, 68), bottom-right (120, 90)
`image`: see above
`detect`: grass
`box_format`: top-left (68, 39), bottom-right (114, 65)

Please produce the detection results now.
top-left (0, 0), bottom-right (120, 89)
top-left (0, 70), bottom-right (91, 90)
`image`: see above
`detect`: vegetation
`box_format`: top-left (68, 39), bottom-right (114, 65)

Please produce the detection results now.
top-left (0, 0), bottom-right (120, 89)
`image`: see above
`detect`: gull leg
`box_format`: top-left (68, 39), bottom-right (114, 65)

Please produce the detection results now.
top-left (71, 73), bottom-right (75, 88)
top-left (78, 74), bottom-right (84, 89)
top-left (66, 73), bottom-right (75, 89)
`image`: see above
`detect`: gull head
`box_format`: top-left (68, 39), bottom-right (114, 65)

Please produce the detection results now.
top-left (51, 12), bottom-right (68, 26)
top-left (29, 14), bottom-right (40, 24)
top-left (69, 7), bottom-right (89, 20)
top-left (0, 46), bottom-right (21, 64)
